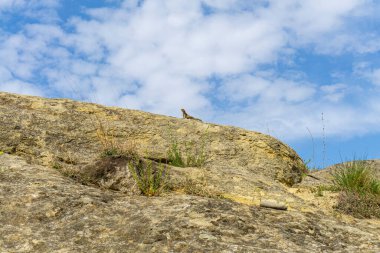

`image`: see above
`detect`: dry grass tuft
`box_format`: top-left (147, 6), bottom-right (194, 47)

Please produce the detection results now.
top-left (332, 159), bottom-right (380, 218)
top-left (171, 174), bottom-right (223, 199)
top-left (95, 117), bottom-right (138, 159)
top-left (335, 191), bottom-right (380, 218)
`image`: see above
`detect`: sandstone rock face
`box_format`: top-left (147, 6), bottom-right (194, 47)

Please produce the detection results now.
top-left (0, 92), bottom-right (379, 252)
top-left (0, 92), bottom-right (305, 200)
top-left (1, 154), bottom-right (379, 252)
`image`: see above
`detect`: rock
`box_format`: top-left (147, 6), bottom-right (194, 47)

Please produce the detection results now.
top-left (1, 154), bottom-right (379, 252)
top-left (0, 92), bottom-right (305, 201)
top-left (260, 199), bottom-right (288, 210)
top-left (0, 92), bottom-right (379, 252)
top-left (0, 92), bottom-right (305, 185)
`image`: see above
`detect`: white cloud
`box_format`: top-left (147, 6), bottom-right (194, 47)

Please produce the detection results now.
top-left (219, 75), bottom-right (315, 103)
top-left (369, 69), bottom-right (380, 86)
top-left (353, 62), bottom-right (380, 87)
top-left (0, 0), bottom-right (25, 9)
top-left (0, 0), bottom-right (58, 10)
top-left (0, 80), bottom-right (44, 96)
top-left (0, 66), bottom-right (12, 82)
top-left (320, 83), bottom-right (348, 102)
top-left (0, 0), bottom-right (59, 23)
top-left (0, 0), bottom-right (380, 141)
top-left (262, 0), bottom-right (377, 54)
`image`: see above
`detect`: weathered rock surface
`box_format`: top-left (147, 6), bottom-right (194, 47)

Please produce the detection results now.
top-left (0, 92), bottom-right (379, 252)
top-left (0, 92), bottom-right (305, 204)
top-left (1, 154), bottom-right (379, 252)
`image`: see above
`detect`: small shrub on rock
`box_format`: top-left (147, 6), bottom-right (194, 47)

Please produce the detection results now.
top-left (332, 159), bottom-right (380, 218)
top-left (167, 139), bottom-right (208, 167)
top-left (128, 159), bottom-right (169, 196)
top-left (332, 160), bottom-right (380, 195)
top-left (167, 141), bottom-right (185, 167)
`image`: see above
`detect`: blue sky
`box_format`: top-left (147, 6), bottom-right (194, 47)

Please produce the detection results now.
top-left (1, 0), bottom-right (380, 168)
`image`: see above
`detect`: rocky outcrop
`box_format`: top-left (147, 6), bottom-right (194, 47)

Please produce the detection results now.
top-left (1, 154), bottom-right (379, 252)
top-left (0, 92), bottom-right (305, 202)
top-left (0, 92), bottom-right (379, 252)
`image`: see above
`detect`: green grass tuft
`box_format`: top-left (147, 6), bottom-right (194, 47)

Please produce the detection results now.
top-left (167, 141), bottom-right (185, 167)
top-left (128, 160), bottom-right (169, 197)
top-left (167, 136), bottom-right (208, 168)
top-left (332, 159), bottom-right (380, 218)
top-left (332, 160), bottom-right (380, 195)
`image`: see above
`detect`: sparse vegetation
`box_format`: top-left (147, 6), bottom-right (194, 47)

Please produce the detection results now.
top-left (311, 185), bottom-right (337, 197)
top-left (94, 118), bottom-right (213, 196)
top-left (52, 162), bottom-right (62, 170)
top-left (314, 185), bottom-right (324, 197)
top-left (94, 118), bottom-right (214, 197)
top-left (128, 159), bottom-right (169, 196)
top-left (167, 141), bottom-right (185, 167)
top-left (167, 133), bottom-right (208, 167)
top-left (0, 150), bottom-right (3, 155)
top-left (332, 160), bottom-right (380, 195)
top-left (303, 159), bottom-right (319, 172)
top-left (93, 118), bottom-right (171, 196)
top-left (57, 151), bottom-right (79, 165)
top-left (95, 117), bottom-right (138, 159)
top-left (57, 166), bottom-right (82, 181)
top-left (335, 191), bottom-right (380, 219)
top-left (332, 159), bottom-right (380, 218)
top-left (304, 120), bottom-right (380, 219)
top-left (171, 176), bottom-right (223, 199)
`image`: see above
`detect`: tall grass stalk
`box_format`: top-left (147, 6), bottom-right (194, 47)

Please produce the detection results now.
top-left (306, 127), bottom-right (315, 170)
top-left (321, 112), bottom-right (326, 169)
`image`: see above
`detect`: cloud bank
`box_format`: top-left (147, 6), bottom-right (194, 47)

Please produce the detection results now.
top-left (1, 0), bottom-right (380, 140)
